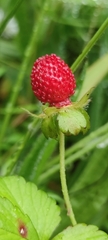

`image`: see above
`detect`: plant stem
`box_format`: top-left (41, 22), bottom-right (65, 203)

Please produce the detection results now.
top-left (59, 131), bottom-right (77, 226)
top-left (71, 18), bottom-right (108, 72)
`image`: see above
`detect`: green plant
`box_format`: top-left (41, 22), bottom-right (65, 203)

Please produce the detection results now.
top-left (0, 176), bottom-right (107, 239)
top-left (0, 1), bottom-right (108, 239)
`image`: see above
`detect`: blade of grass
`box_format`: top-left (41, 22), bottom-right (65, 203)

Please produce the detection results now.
top-left (30, 139), bottom-right (57, 183)
top-left (0, 118), bottom-right (40, 176)
top-left (0, 0), bottom-right (23, 35)
top-left (78, 54), bottom-right (108, 100)
top-left (46, 123), bottom-right (108, 168)
top-left (0, 0), bottom-right (48, 149)
top-left (38, 129), bottom-right (108, 183)
top-left (71, 18), bottom-right (108, 73)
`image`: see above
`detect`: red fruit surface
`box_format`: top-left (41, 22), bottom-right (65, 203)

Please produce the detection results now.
top-left (31, 54), bottom-right (76, 107)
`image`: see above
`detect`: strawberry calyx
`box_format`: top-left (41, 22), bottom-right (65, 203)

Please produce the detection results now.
top-left (25, 88), bottom-right (93, 139)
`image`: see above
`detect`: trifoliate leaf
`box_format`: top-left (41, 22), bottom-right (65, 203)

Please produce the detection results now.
top-left (58, 108), bottom-right (90, 135)
top-left (0, 176), bottom-right (61, 240)
top-left (52, 224), bottom-right (108, 240)
top-left (0, 197), bottom-right (39, 240)
top-left (0, 229), bottom-right (23, 240)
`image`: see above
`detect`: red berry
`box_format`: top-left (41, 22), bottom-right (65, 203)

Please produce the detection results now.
top-left (31, 54), bottom-right (76, 107)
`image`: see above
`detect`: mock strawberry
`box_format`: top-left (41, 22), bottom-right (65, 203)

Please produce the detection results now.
top-left (31, 54), bottom-right (76, 107)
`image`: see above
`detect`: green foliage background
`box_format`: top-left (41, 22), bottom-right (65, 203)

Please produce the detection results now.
top-left (0, 0), bottom-right (108, 235)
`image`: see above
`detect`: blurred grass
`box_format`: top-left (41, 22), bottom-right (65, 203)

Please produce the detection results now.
top-left (0, 0), bottom-right (108, 234)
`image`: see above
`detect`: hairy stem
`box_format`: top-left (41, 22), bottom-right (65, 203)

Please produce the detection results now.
top-left (59, 131), bottom-right (77, 226)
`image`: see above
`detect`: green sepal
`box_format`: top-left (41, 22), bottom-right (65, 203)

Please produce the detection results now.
top-left (41, 114), bottom-right (59, 139)
top-left (72, 87), bottom-right (94, 109)
top-left (57, 108), bottom-right (90, 135)
top-left (22, 88), bottom-right (93, 139)
top-left (79, 108), bottom-right (90, 133)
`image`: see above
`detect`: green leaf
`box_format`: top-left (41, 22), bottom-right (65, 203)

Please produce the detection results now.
top-left (52, 224), bottom-right (108, 240)
top-left (78, 54), bottom-right (108, 100)
top-left (0, 197), bottom-right (39, 240)
top-left (58, 108), bottom-right (90, 135)
top-left (0, 229), bottom-right (23, 240)
top-left (0, 176), bottom-right (61, 240)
